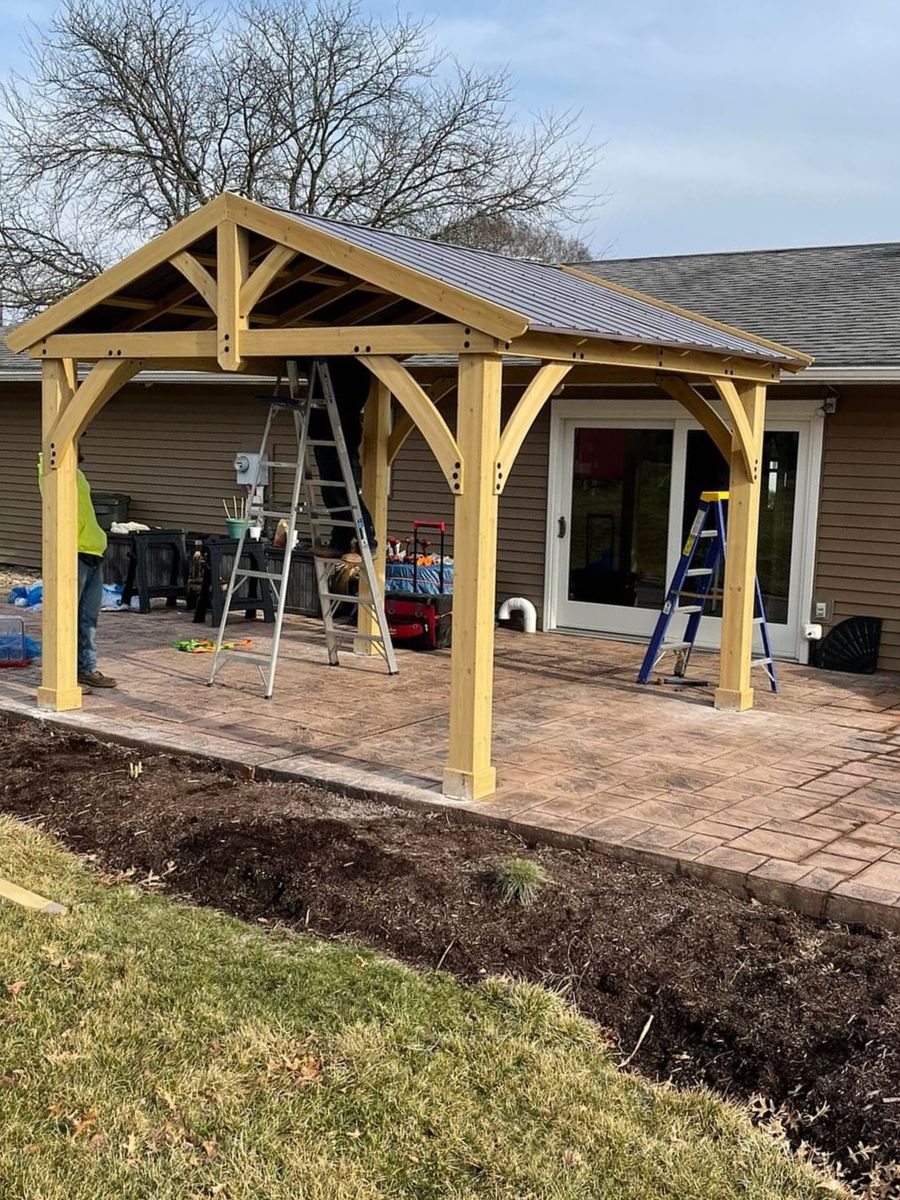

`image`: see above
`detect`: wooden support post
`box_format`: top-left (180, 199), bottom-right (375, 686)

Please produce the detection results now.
top-left (356, 377), bottom-right (391, 655)
top-left (217, 220), bottom-right (249, 370)
top-left (37, 360), bottom-right (81, 712)
top-left (715, 382), bottom-right (766, 711)
top-left (443, 354), bottom-right (503, 801)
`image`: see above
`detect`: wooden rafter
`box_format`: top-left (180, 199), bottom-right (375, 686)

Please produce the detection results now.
top-left (361, 355), bottom-right (463, 493)
top-left (273, 279), bottom-right (364, 327)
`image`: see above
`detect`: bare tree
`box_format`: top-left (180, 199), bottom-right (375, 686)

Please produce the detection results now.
top-left (0, 0), bottom-right (600, 316)
top-left (437, 214), bottom-right (594, 263)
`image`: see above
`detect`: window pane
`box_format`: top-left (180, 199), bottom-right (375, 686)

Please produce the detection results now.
top-left (568, 427), bottom-right (672, 608)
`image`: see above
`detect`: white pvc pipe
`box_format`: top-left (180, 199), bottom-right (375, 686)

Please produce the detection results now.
top-left (497, 596), bottom-right (537, 634)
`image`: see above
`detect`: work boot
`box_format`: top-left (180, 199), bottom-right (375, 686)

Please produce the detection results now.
top-left (78, 671), bottom-right (117, 689)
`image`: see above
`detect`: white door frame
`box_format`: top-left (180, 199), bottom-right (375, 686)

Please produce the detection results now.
top-left (542, 396), bottom-right (825, 662)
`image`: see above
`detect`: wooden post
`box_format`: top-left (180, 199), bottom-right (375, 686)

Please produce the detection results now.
top-left (715, 382), bottom-right (766, 711)
top-left (217, 219), bottom-right (249, 370)
top-left (356, 377), bottom-right (391, 654)
top-left (442, 354), bottom-right (503, 801)
top-left (37, 359), bottom-right (81, 712)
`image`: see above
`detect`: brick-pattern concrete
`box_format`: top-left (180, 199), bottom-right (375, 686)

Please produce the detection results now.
top-left (3, 600), bottom-right (900, 930)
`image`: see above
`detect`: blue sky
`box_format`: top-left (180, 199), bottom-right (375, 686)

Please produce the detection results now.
top-left (2, 0), bottom-right (898, 258)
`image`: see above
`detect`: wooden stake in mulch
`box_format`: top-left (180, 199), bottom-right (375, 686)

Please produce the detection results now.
top-left (0, 877), bottom-right (67, 915)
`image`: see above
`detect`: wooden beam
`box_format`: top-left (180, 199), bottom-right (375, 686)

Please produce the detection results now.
top-left (273, 279), bottom-right (364, 327)
top-left (223, 193), bottom-right (529, 342)
top-left (32, 331), bottom-right (219, 359)
top-left (243, 324), bottom-right (497, 360)
top-left (240, 244), bottom-right (298, 315)
top-left (442, 354), bottom-right (504, 801)
top-left (511, 332), bottom-right (782, 385)
top-left (711, 376), bottom-right (758, 480)
top-left (0, 876), bottom-right (66, 915)
top-left (49, 359), bottom-right (143, 452)
top-left (356, 377), bottom-right (391, 655)
top-left (388, 377), bottom-right (456, 464)
top-left (37, 360), bottom-right (81, 712)
top-left (361, 355), bottom-right (463, 493)
top-left (339, 291), bottom-right (407, 326)
top-left (715, 382), bottom-right (766, 712)
top-left (656, 375), bottom-right (732, 460)
top-left (495, 362), bottom-right (572, 493)
top-left (168, 251), bottom-right (218, 312)
top-left (217, 220), bottom-right (250, 370)
top-left (9, 195), bottom-right (228, 352)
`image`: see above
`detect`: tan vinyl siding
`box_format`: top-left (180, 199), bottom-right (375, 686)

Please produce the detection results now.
top-left (0, 382), bottom-right (265, 569)
top-left (388, 397), bottom-right (550, 618)
top-left (813, 386), bottom-right (900, 672)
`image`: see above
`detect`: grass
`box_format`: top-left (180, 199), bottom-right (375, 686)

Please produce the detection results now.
top-left (0, 816), bottom-right (841, 1200)
top-left (486, 856), bottom-right (548, 905)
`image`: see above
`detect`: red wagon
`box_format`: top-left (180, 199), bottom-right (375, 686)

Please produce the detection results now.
top-left (384, 521), bottom-right (452, 651)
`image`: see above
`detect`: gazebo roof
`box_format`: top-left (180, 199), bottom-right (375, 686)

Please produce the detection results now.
top-left (7, 194), bottom-right (811, 374)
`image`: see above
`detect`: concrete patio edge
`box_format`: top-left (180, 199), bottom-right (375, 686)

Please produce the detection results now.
top-left (4, 692), bottom-right (900, 935)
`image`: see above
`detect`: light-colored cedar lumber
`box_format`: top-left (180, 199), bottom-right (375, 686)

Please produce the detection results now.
top-left (0, 877), bottom-right (67, 915)
top-left (243, 325), bottom-right (497, 360)
top-left (360, 355), bottom-right (463, 493)
top-left (495, 362), bottom-right (572, 493)
top-left (656, 375), bottom-right (732, 460)
top-left (31, 332), bottom-right (219, 359)
top-left (217, 220), bottom-right (250, 370)
top-left (355, 377), bottom-right (391, 654)
top-left (442, 352), bottom-right (504, 800)
top-left (387, 377), bottom-right (456, 465)
top-left (239, 244), bottom-right (299, 315)
top-left (715, 381), bottom-right (766, 711)
top-left (49, 359), bottom-right (143, 453)
top-left (711, 376), bottom-right (758, 480)
top-left (37, 359), bottom-right (81, 712)
top-left (511, 332), bottom-right (781, 385)
top-left (222, 193), bottom-right (529, 342)
top-left (8, 195), bottom-right (228, 352)
top-left (273, 279), bottom-right (363, 327)
top-left (168, 251), bottom-right (218, 312)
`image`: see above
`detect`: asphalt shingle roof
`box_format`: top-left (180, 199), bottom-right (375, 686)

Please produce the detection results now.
top-left (587, 242), bottom-right (900, 368)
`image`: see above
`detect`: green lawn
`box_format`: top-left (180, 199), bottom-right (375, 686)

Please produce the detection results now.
top-left (0, 817), bottom-right (841, 1200)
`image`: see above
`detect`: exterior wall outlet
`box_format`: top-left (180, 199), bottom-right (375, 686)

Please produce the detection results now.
top-left (803, 623), bottom-right (823, 640)
top-left (813, 600), bottom-right (828, 620)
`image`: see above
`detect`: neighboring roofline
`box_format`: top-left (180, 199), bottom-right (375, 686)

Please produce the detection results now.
top-left (592, 238), bottom-right (900, 266)
top-left (559, 263), bottom-right (812, 368)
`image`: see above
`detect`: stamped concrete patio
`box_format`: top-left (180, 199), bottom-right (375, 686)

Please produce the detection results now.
top-left (3, 598), bottom-right (900, 930)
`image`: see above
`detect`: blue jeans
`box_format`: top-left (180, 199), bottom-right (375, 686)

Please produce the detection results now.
top-left (77, 554), bottom-right (103, 676)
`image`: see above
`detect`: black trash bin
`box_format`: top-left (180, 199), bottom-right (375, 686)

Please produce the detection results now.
top-left (92, 493), bottom-right (131, 531)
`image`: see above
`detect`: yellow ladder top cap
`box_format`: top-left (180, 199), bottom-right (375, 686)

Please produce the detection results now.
top-left (700, 490), bottom-right (730, 501)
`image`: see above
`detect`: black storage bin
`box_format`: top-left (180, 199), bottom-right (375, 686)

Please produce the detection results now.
top-left (92, 493), bottom-right (131, 531)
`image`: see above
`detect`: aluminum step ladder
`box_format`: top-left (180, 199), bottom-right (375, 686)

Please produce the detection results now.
top-left (636, 490), bottom-right (778, 692)
top-left (208, 358), bottom-right (398, 698)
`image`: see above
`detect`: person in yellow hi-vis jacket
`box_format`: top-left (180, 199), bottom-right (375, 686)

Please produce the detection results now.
top-left (38, 447), bottom-right (117, 692)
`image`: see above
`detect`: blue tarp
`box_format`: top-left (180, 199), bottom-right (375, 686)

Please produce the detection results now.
top-left (385, 562), bottom-right (453, 595)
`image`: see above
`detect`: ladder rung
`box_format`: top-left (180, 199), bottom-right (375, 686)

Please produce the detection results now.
top-left (307, 439), bottom-right (338, 447)
top-left (258, 509), bottom-right (294, 519)
top-left (660, 640), bottom-right (691, 651)
top-left (685, 568), bottom-right (713, 576)
top-left (309, 506), bottom-right (353, 515)
top-left (752, 657), bottom-right (773, 667)
top-left (221, 648), bottom-right (272, 663)
top-left (239, 569), bottom-right (283, 581)
top-left (321, 591), bottom-right (361, 603)
top-left (699, 530), bottom-right (718, 538)
top-left (674, 604), bottom-right (702, 613)
top-left (262, 460), bottom-right (300, 469)
top-left (308, 479), bottom-right (348, 488)
top-left (327, 631), bottom-right (385, 642)
top-left (309, 518), bottom-right (357, 528)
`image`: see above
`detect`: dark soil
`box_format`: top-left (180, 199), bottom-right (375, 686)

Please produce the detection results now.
top-left (2, 713), bottom-right (899, 1190)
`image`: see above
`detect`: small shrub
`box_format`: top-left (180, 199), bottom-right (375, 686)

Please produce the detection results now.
top-left (487, 857), bottom-right (548, 906)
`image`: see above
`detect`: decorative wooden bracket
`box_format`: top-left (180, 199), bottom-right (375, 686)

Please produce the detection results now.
top-left (712, 376), bottom-right (759, 480)
top-left (495, 362), bottom-right (572, 494)
top-left (239, 244), bottom-right (298, 316)
top-left (46, 358), bottom-right (144, 462)
top-left (387, 377), bottom-right (456, 465)
top-left (360, 355), bottom-right (464, 493)
top-left (656, 375), bottom-right (732, 461)
top-left (168, 252), bottom-right (218, 312)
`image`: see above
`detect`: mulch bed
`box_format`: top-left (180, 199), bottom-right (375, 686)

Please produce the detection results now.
top-left (2, 713), bottom-right (899, 1190)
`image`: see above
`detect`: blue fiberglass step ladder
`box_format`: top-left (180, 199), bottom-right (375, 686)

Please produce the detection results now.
top-left (636, 490), bottom-right (778, 692)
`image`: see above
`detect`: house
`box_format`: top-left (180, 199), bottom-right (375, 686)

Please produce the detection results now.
top-left (3, 236), bottom-right (895, 678)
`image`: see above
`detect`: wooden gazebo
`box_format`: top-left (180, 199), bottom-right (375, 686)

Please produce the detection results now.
top-left (6, 193), bottom-right (811, 800)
